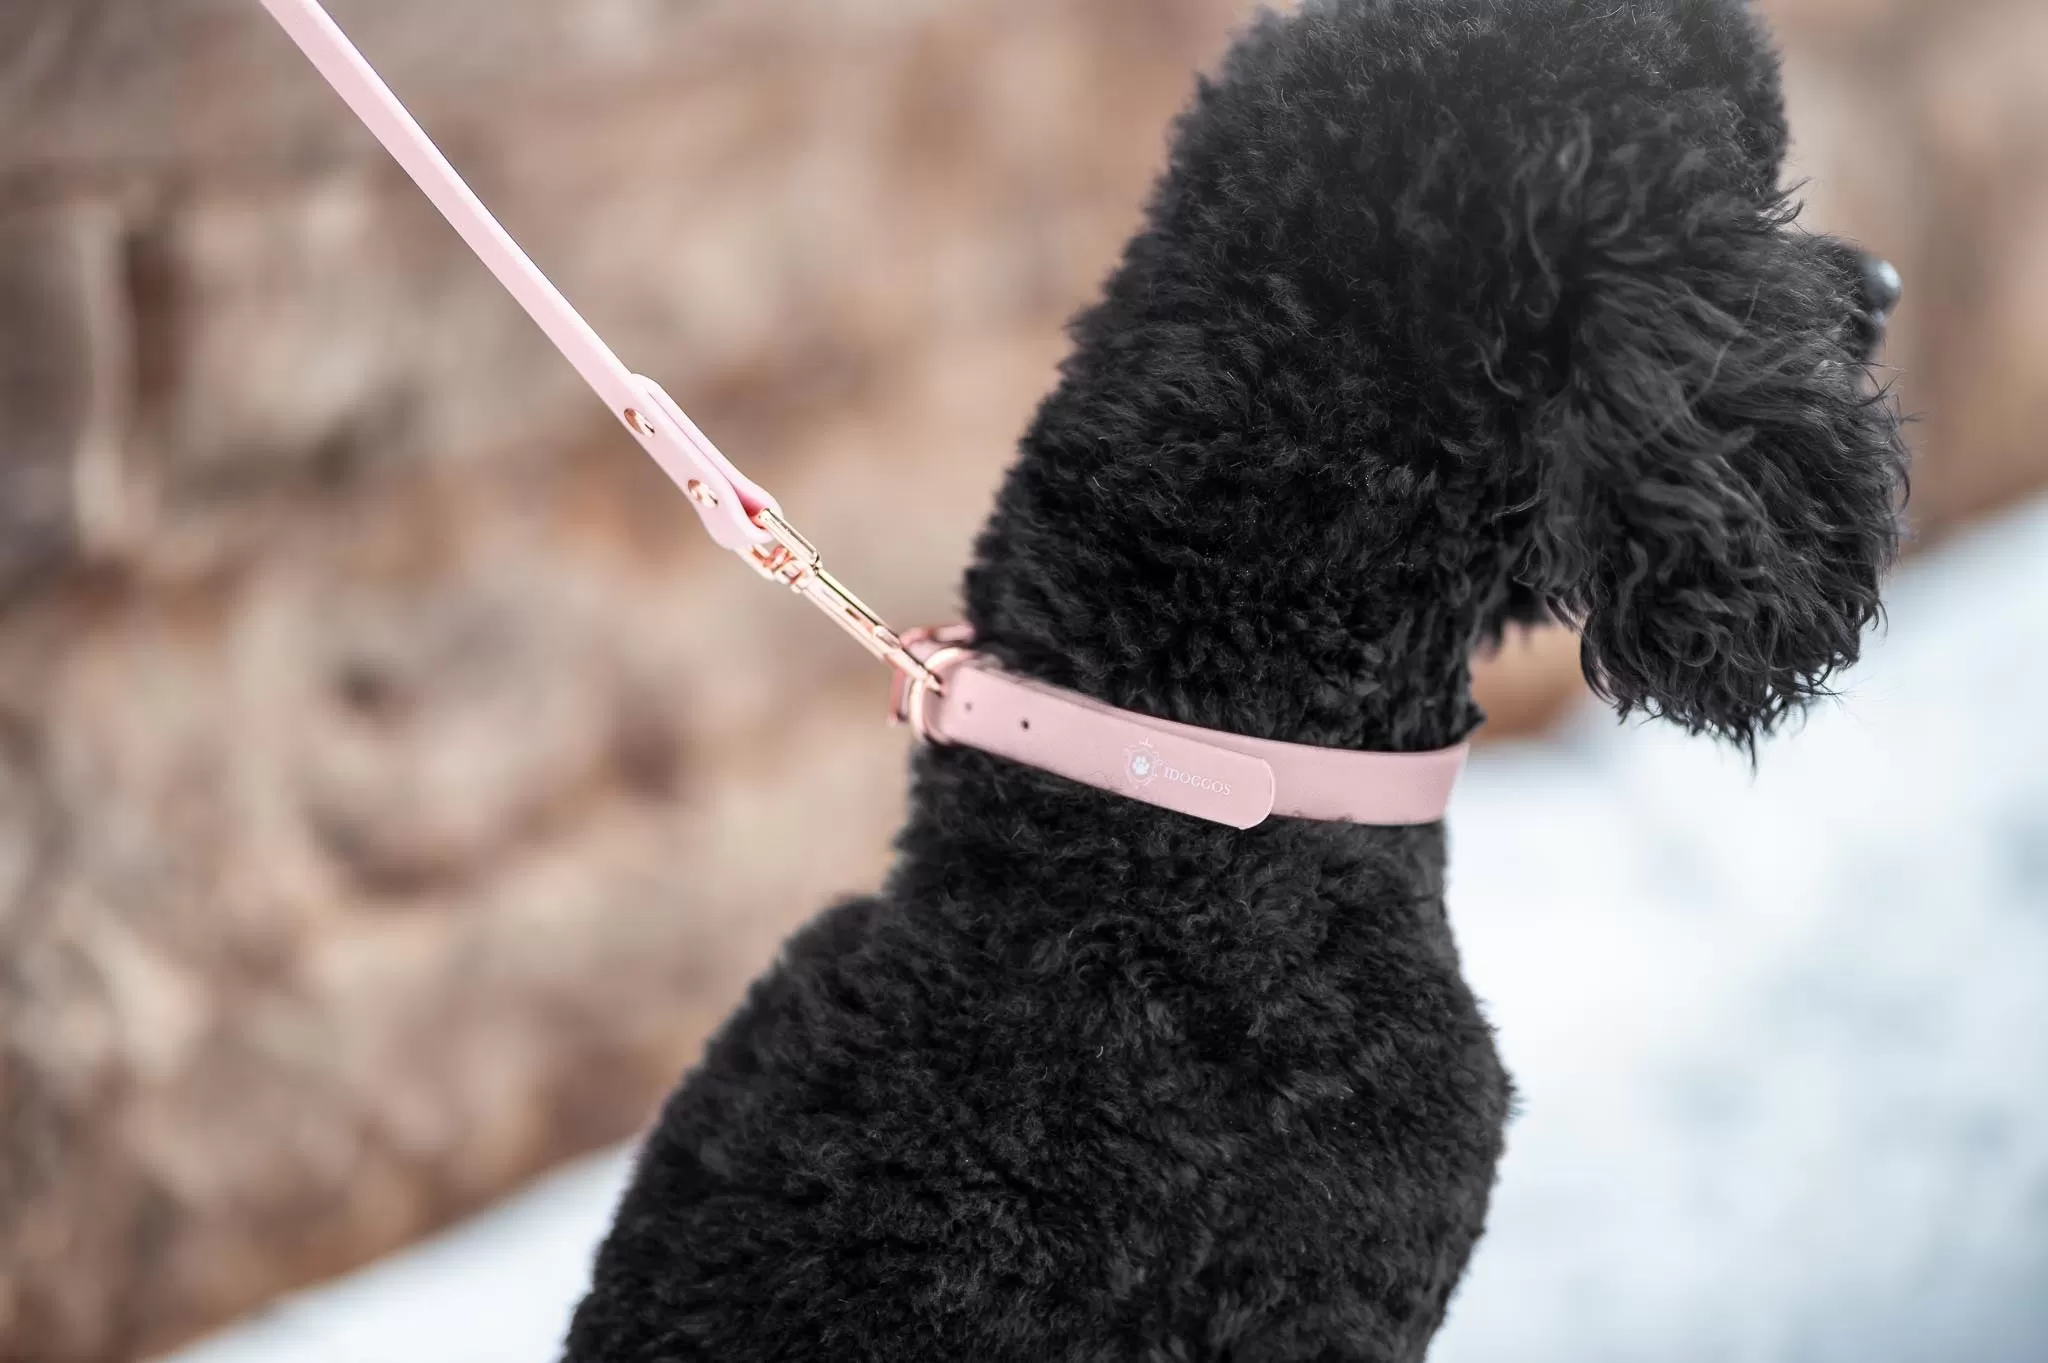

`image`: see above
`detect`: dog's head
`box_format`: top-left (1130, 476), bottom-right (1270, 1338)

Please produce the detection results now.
top-left (1448, 0), bottom-right (1909, 754)
top-left (968, 0), bottom-right (1908, 751)
top-left (1473, 1), bottom-right (1909, 748)
top-left (1184, 0), bottom-right (1912, 748)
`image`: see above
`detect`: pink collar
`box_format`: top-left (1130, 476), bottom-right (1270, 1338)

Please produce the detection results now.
top-left (257, 0), bottom-right (1468, 831)
top-left (891, 630), bottom-right (1467, 829)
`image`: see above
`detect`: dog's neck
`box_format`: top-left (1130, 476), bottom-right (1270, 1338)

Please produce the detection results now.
top-left (960, 230), bottom-right (1495, 756)
top-left (892, 241), bottom-right (1487, 921)
top-left (962, 404), bottom-right (1491, 756)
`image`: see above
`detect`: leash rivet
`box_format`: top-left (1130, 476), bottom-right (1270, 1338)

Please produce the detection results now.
top-left (686, 479), bottom-right (720, 509)
top-left (623, 407), bottom-right (655, 437)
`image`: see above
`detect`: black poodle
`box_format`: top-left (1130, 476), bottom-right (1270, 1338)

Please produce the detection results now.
top-left (567, 0), bottom-right (1907, 1358)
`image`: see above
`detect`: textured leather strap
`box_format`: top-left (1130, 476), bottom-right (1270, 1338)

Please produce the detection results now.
top-left (895, 633), bottom-right (1467, 830)
top-left (256, 0), bottom-right (778, 553)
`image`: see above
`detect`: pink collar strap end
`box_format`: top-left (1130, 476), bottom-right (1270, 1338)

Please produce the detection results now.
top-left (890, 629), bottom-right (1467, 831)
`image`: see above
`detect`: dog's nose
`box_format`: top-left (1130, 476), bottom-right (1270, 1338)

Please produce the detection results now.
top-left (1863, 254), bottom-right (1903, 319)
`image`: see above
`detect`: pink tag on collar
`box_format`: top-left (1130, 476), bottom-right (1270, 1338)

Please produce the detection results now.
top-left (892, 631), bottom-right (1468, 831)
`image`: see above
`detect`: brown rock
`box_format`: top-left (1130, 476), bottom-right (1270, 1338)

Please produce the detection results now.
top-left (0, 3), bottom-right (1255, 1358)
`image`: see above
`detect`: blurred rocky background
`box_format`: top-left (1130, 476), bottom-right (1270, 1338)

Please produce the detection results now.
top-left (0, 0), bottom-right (2042, 1359)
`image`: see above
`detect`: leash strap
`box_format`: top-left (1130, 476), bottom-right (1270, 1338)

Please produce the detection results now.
top-left (255, 0), bottom-right (1469, 829)
top-left (255, 0), bottom-right (941, 688)
top-left (892, 631), bottom-right (1466, 829)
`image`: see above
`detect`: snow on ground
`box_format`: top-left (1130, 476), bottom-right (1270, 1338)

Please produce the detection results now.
top-left (1435, 500), bottom-right (2048, 1363)
top-left (166, 497), bottom-right (2048, 1363)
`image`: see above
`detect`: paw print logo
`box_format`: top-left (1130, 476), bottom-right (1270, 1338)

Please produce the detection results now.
top-left (1125, 741), bottom-right (1159, 787)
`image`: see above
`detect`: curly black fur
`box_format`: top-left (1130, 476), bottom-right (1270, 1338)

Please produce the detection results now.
top-left (566, 1), bottom-right (1906, 1359)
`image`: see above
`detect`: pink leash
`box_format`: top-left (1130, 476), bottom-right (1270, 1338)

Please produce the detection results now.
top-left (254, 0), bottom-right (1468, 830)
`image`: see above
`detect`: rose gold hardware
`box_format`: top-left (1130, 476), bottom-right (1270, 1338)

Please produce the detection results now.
top-left (747, 507), bottom-right (944, 691)
top-left (686, 479), bottom-right (720, 508)
top-left (892, 643), bottom-right (973, 736)
top-left (888, 625), bottom-right (978, 730)
top-left (623, 407), bottom-right (656, 437)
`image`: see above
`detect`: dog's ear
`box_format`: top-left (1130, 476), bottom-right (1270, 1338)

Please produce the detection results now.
top-left (1509, 96), bottom-right (1908, 750)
